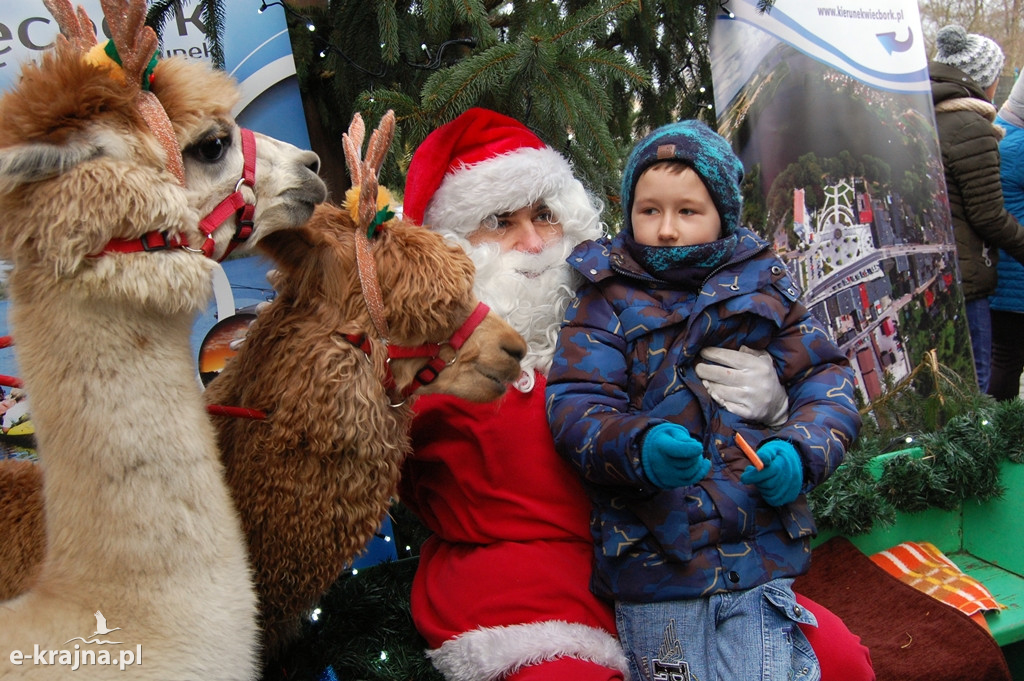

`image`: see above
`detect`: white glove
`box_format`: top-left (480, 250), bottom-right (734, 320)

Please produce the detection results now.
top-left (695, 345), bottom-right (789, 427)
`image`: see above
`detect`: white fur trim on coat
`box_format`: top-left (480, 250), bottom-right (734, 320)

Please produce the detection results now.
top-left (426, 619), bottom-right (630, 681)
top-left (423, 146), bottom-right (581, 235)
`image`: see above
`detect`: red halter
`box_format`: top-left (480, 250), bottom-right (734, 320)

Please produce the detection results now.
top-left (342, 300), bottom-right (491, 405)
top-left (95, 128), bottom-right (258, 261)
top-left (345, 223), bottom-right (492, 406)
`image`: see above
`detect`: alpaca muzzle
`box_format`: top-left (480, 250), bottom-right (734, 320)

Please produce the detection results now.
top-left (342, 301), bottom-right (493, 407)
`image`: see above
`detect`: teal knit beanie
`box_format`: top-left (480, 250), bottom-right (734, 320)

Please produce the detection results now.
top-left (621, 119), bottom-right (744, 237)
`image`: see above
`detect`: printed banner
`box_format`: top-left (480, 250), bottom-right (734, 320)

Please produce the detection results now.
top-left (0, 0), bottom-right (308, 149)
top-left (711, 0), bottom-right (972, 404)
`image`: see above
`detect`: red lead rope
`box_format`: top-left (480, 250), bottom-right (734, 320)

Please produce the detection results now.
top-left (206, 404), bottom-right (267, 420)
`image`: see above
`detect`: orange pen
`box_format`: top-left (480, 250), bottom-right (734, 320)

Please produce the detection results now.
top-left (735, 432), bottom-right (764, 471)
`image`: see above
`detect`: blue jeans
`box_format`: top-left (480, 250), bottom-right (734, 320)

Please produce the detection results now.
top-left (966, 298), bottom-right (992, 392)
top-left (615, 578), bottom-right (819, 681)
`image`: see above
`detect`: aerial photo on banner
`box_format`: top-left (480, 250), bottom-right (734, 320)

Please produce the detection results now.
top-left (710, 0), bottom-right (970, 404)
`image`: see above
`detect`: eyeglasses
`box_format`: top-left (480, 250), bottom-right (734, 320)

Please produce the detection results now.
top-left (478, 204), bottom-right (560, 237)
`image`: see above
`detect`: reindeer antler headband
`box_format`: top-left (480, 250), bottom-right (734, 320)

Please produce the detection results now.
top-left (342, 110), bottom-right (398, 340)
top-left (42, 0), bottom-right (186, 186)
top-left (342, 111), bottom-right (397, 239)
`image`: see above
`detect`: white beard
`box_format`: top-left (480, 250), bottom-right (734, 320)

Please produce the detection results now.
top-left (432, 184), bottom-right (605, 391)
top-left (436, 234), bottom-right (584, 390)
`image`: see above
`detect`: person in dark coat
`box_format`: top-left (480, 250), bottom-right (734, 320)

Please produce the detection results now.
top-left (929, 25), bottom-right (1024, 391)
top-left (546, 120), bottom-right (861, 681)
top-left (989, 73), bottom-right (1024, 400)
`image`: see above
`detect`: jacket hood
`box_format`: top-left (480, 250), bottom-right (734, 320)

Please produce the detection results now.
top-left (930, 60), bottom-right (989, 104)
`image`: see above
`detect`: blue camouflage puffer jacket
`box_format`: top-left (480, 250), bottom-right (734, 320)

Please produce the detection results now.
top-left (546, 227), bottom-right (861, 603)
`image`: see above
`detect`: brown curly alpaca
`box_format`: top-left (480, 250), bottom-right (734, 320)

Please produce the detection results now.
top-left (202, 111), bottom-right (526, 659)
top-left (0, 460), bottom-right (44, 602)
top-left (0, 0), bottom-right (325, 676)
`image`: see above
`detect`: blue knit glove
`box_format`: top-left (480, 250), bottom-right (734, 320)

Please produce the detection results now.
top-left (740, 440), bottom-right (803, 506)
top-left (641, 423), bottom-right (710, 489)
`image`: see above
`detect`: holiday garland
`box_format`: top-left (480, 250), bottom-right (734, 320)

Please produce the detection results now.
top-left (810, 351), bottom-right (1024, 535)
top-left (269, 352), bottom-right (1024, 681)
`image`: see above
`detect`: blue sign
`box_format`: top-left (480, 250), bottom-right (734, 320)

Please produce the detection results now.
top-left (0, 0), bottom-right (309, 149)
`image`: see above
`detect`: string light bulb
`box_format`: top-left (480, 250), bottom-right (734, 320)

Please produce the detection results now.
top-left (257, 1), bottom-right (284, 14)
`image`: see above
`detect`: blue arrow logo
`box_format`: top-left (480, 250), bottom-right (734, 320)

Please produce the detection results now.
top-left (877, 27), bottom-right (913, 54)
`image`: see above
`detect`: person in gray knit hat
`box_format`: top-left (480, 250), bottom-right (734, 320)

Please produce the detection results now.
top-left (546, 119), bottom-right (862, 681)
top-left (929, 27), bottom-right (1024, 392)
top-left (933, 24), bottom-right (1004, 90)
top-left (988, 74), bottom-right (1024, 400)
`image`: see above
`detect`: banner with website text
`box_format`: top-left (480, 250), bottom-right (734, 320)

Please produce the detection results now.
top-left (711, 0), bottom-right (971, 404)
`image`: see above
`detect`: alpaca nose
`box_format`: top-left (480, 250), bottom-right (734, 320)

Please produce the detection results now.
top-left (504, 336), bottom-right (527, 363)
top-left (302, 151), bottom-right (321, 175)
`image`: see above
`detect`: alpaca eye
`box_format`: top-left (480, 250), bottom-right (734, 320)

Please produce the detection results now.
top-left (191, 134), bottom-right (229, 163)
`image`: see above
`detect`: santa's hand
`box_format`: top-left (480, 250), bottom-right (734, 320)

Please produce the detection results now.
top-left (696, 346), bottom-right (788, 427)
top-left (641, 423), bottom-right (710, 489)
top-left (740, 440), bottom-right (803, 506)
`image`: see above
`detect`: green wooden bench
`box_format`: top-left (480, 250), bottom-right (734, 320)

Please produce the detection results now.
top-left (814, 451), bottom-right (1024, 677)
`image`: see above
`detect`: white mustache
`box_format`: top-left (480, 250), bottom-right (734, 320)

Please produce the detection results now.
top-left (499, 244), bottom-right (567, 277)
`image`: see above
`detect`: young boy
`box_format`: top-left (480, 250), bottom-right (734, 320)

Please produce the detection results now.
top-left (546, 119), bottom-right (862, 681)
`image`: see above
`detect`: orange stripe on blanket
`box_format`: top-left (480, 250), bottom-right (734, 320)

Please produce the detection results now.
top-left (871, 541), bottom-right (1005, 632)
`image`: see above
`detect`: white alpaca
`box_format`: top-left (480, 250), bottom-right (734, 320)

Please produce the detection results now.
top-left (0, 0), bottom-right (326, 678)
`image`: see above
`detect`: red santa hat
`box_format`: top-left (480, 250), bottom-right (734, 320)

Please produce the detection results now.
top-left (403, 108), bottom-right (584, 234)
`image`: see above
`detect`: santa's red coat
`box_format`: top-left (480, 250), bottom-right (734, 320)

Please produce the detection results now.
top-left (401, 371), bottom-right (627, 681)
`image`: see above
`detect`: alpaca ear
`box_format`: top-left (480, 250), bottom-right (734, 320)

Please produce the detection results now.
top-left (256, 210), bottom-right (358, 306)
top-left (256, 222), bottom-right (322, 281)
top-left (0, 141), bottom-right (100, 195)
top-left (0, 142), bottom-right (99, 264)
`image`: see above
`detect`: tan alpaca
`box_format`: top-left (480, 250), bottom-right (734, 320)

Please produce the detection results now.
top-left (202, 112), bottom-right (527, 658)
top-left (0, 0), bottom-right (326, 678)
